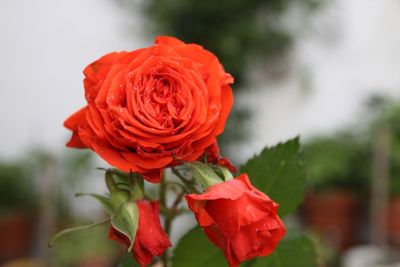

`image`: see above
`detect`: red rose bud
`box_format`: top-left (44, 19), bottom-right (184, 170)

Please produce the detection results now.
top-left (206, 143), bottom-right (237, 173)
top-left (109, 201), bottom-right (171, 267)
top-left (64, 36), bottom-right (234, 183)
top-left (185, 173), bottom-right (285, 267)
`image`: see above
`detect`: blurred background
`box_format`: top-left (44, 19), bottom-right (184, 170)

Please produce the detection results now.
top-left (1, 0), bottom-right (400, 266)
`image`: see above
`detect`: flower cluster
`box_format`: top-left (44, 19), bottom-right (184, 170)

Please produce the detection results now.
top-left (61, 36), bottom-right (285, 267)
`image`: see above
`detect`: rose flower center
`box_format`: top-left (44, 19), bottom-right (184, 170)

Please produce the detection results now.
top-left (128, 65), bottom-right (193, 132)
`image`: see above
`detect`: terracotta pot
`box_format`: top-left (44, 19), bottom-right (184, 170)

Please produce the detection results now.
top-left (0, 211), bottom-right (35, 263)
top-left (387, 196), bottom-right (400, 247)
top-left (301, 190), bottom-right (359, 251)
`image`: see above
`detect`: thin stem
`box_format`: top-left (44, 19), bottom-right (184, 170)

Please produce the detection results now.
top-left (172, 191), bottom-right (185, 210)
top-left (160, 169), bottom-right (193, 267)
top-left (160, 172), bottom-right (170, 267)
top-left (162, 216), bottom-right (172, 258)
top-left (159, 174), bottom-right (167, 211)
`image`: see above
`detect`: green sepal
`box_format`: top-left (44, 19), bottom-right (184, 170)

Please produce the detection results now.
top-left (103, 168), bottom-right (145, 205)
top-left (187, 162), bottom-right (224, 190)
top-left (111, 201), bottom-right (139, 252)
top-left (212, 165), bottom-right (233, 181)
top-left (48, 218), bottom-right (110, 247)
top-left (127, 172), bottom-right (145, 201)
top-left (110, 189), bottom-right (130, 210)
top-left (75, 193), bottom-right (113, 215)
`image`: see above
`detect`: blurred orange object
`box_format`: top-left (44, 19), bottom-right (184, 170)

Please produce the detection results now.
top-left (301, 190), bottom-right (359, 251)
top-left (1, 259), bottom-right (43, 267)
top-left (0, 212), bottom-right (35, 264)
top-left (387, 196), bottom-right (400, 247)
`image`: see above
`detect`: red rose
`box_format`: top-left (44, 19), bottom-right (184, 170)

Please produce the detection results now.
top-left (109, 201), bottom-right (171, 267)
top-left (64, 36), bottom-right (234, 182)
top-left (185, 174), bottom-right (285, 267)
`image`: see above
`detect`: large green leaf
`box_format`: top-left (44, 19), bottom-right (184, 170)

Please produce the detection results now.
top-left (240, 137), bottom-right (305, 217)
top-left (172, 227), bottom-right (229, 267)
top-left (250, 231), bottom-right (318, 267)
top-left (111, 202), bottom-right (139, 252)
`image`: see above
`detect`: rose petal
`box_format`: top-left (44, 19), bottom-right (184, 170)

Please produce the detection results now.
top-left (155, 36), bottom-right (185, 47)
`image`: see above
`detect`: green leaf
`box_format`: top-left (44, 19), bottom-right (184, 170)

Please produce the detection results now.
top-left (240, 137), bottom-right (305, 217)
top-left (75, 193), bottom-right (113, 215)
top-left (111, 201), bottom-right (139, 252)
top-left (250, 231), bottom-right (318, 267)
top-left (173, 227), bottom-right (229, 267)
top-left (48, 219), bottom-right (110, 247)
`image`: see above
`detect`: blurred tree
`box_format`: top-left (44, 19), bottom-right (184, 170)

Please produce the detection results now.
top-left (371, 102), bottom-right (400, 196)
top-left (0, 162), bottom-right (38, 213)
top-left (303, 132), bottom-right (371, 192)
top-left (365, 96), bottom-right (400, 196)
top-left (141, 0), bottom-right (320, 85)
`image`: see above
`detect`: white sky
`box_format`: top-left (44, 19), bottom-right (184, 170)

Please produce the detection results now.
top-left (0, 0), bottom-right (147, 159)
top-left (1, 0), bottom-right (400, 162)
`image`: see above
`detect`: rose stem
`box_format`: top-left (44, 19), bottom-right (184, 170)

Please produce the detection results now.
top-left (160, 171), bottom-right (171, 267)
top-left (160, 169), bottom-right (192, 267)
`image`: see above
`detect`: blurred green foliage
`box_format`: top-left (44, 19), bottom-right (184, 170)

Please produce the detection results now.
top-left (303, 98), bottom-right (400, 196)
top-left (0, 162), bottom-right (38, 214)
top-left (24, 149), bottom-right (95, 221)
top-left (142, 0), bottom-right (320, 84)
top-left (50, 225), bottom-right (118, 266)
top-left (118, 253), bottom-right (140, 267)
top-left (303, 133), bottom-right (371, 192)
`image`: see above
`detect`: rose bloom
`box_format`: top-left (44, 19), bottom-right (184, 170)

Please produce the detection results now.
top-left (109, 201), bottom-right (171, 267)
top-left (185, 173), bottom-right (285, 267)
top-left (64, 36), bottom-right (234, 182)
